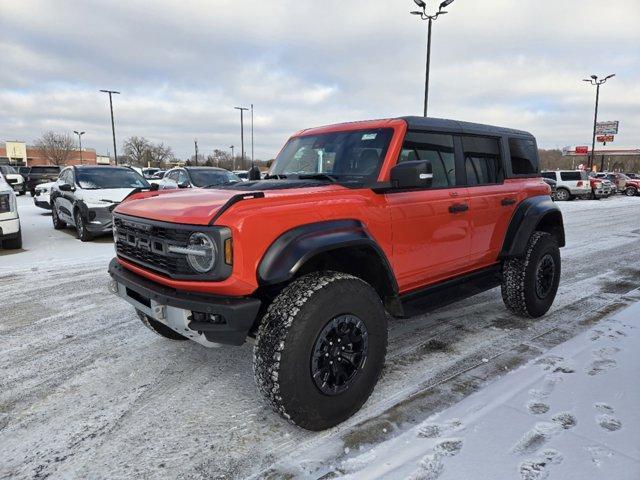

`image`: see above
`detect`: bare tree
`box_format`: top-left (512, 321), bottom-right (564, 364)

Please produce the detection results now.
top-left (148, 143), bottom-right (174, 168)
top-left (207, 149), bottom-right (232, 169)
top-left (34, 131), bottom-right (75, 166)
top-left (122, 136), bottom-right (151, 166)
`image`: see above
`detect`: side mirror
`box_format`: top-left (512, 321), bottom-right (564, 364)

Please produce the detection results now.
top-left (390, 160), bottom-right (433, 189)
top-left (59, 183), bottom-right (74, 192)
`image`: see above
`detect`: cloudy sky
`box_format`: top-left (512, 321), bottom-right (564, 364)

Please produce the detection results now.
top-left (1, 0), bottom-right (638, 160)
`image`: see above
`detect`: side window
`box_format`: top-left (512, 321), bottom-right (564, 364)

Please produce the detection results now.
top-left (559, 171), bottom-right (581, 181)
top-left (399, 132), bottom-right (456, 188)
top-left (509, 138), bottom-right (539, 175)
top-left (177, 170), bottom-right (188, 185)
top-left (540, 172), bottom-right (556, 180)
top-left (462, 136), bottom-right (503, 186)
top-left (60, 169), bottom-right (73, 184)
top-left (166, 170), bottom-right (179, 181)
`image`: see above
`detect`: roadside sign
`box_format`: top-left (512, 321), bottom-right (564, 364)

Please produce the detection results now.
top-left (596, 135), bottom-right (614, 143)
top-left (595, 121), bottom-right (619, 135)
top-left (575, 146), bottom-right (589, 154)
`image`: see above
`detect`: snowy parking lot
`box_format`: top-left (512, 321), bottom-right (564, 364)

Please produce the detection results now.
top-left (1, 194), bottom-right (639, 479)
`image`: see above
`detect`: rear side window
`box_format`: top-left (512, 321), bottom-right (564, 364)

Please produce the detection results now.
top-left (399, 132), bottom-right (456, 188)
top-left (462, 136), bottom-right (503, 186)
top-left (509, 138), bottom-right (539, 175)
top-left (560, 171), bottom-right (582, 181)
top-left (540, 172), bottom-right (556, 180)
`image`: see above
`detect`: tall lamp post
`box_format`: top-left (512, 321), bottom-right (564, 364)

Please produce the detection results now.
top-left (234, 106), bottom-right (249, 169)
top-left (250, 104), bottom-right (255, 166)
top-left (410, 0), bottom-right (455, 117)
top-left (194, 138), bottom-right (199, 166)
top-left (73, 130), bottom-right (85, 164)
top-left (583, 74), bottom-right (615, 170)
top-left (229, 145), bottom-right (235, 170)
top-left (99, 89), bottom-right (120, 164)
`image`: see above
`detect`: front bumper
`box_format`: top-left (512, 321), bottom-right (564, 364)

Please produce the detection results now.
top-left (108, 258), bottom-right (262, 347)
top-left (34, 192), bottom-right (51, 210)
top-left (0, 218), bottom-right (20, 238)
top-left (85, 206), bottom-right (115, 233)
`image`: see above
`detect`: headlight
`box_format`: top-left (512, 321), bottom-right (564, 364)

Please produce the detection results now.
top-left (185, 232), bottom-right (217, 273)
top-left (0, 193), bottom-right (10, 213)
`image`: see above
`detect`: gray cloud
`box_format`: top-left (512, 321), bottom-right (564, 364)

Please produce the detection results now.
top-left (1, 0), bottom-right (638, 160)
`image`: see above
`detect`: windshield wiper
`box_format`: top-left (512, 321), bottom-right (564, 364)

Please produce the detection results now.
top-left (297, 173), bottom-right (338, 183)
top-left (264, 174), bottom-right (287, 180)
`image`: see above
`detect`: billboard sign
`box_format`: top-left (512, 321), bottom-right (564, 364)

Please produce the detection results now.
top-left (575, 146), bottom-right (589, 155)
top-left (595, 121), bottom-right (619, 135)
top-left (596, 135), bottom-right (614, 143)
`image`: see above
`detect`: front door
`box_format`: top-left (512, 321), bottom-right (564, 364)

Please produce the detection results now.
top-left (56, 168), bottom-right (76, 223)
top-left (386, 131), bottom-right (471, 293)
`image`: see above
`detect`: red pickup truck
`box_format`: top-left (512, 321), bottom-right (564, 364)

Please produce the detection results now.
top-left (108, 117), bottom-right (564, 430)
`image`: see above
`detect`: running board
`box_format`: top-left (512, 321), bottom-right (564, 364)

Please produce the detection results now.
top-left (399, 265), bottom-right (502, 318)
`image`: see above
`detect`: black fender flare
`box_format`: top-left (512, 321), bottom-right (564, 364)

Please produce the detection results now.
top-left (501, 195), bottom-right (565, 258)
top-left (257, 219), bottom-right (398, 293)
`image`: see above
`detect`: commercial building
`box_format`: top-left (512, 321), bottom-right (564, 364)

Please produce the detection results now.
top-left (0, 141), bottom-right (104, 167)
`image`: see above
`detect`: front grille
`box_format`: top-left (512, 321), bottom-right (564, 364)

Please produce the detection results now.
top-left (114, 215), bottom-right (196, 277)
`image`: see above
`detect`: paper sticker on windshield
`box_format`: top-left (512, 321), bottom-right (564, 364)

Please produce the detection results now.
top-left (361, 133), bottom-right (377, 141)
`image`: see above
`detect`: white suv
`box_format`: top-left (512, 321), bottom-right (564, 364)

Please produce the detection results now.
top-left (541, 170), bottom-right (590, 201)
top-left (0, 173), bottom-right (22, 249)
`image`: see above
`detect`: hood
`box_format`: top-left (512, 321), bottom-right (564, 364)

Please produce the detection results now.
top-left (114, 183), bottom-right (342, 225)
top-left (80, 188), bottom-right (140, 205)
top-left (35, 181), bottom-right (57, 191)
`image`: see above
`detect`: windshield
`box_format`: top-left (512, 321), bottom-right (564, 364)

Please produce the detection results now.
top-left (76, 168), bottom-right (150, 189)
top-left (269, 128), bottom-right (394, 184)
top-left (0, 166), bottom-right (17, 174)
top-left (33, 167), bottom-right (60, 174)
top-left (188, 169), bottom-right (241, 187)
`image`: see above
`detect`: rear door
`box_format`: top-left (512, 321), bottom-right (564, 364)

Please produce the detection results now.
top-left (463, 135), bottom-right (518, 267)
top-left (386, 131), bottom-right (471, 292)
top-left (559, 171), bottom-right (588, 193)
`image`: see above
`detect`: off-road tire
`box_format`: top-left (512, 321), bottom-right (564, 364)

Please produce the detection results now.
top-left (501, 232), bottom-right (561, 318)
top-left (625, 186), bottom-right (637, 197)
top-left (2, 229), bottom-right (22, 249)
top-left (253, 271), bottom-right (388, 431)
top-left (51, 202), bottom-right (66, 229)
top-left (136, 309), bottom-right (188, 341)
top-left (74, 210), bottom-right (93, 242)
top-left (555, 188), bottom-right (571, 201)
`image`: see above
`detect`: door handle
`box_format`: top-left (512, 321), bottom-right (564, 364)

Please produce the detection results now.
top-left (501, 198), bottom-right (517, 206)
top-left (449, 203), bottom-right (469, 214)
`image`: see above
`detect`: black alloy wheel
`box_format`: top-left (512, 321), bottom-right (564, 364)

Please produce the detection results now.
top-left (535, 254), bottom-right (556, 299)
top-left (311, 314), bottom-right (369, 396)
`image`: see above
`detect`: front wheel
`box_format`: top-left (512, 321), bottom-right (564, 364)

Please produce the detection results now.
top-left (253, 271), bottom-right (388, 431)
top-left (74, 210), bottom-right (93, 242)
top-left (51, 202), bottom-right (66, 229)
top-left (625, 187), bottom-right (637, 197)
top-left (501, 232), bottom-right (561, 318)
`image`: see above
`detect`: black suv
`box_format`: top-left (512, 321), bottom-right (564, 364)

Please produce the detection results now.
top-left (26, 165), bottom-right (62, 196)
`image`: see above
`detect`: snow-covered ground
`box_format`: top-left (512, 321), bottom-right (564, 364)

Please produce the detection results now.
top-left (1, 194), bottom-right (640, 479)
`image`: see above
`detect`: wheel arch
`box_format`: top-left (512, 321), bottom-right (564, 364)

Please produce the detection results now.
top-left (257, 220), bottom-right (401, 316)
top-left (501, 195), bottom-right (565, 258)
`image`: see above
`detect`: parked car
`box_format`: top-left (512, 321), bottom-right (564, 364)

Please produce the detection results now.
top-left (0, 173), bottom-right (22, 249)
top-left (540, 170), bottom-right (590, 201)
top-left (542, 177), bottom-right (557, 200)
top-left (587, 176), bottom-right (612, 199)
top-left (618, 174), bottom-right (640, 196)
top-left (50, 165), bottom-right (150, 241)
top-left (0, 165), bottom-right (26, 195)
top-left (626, 173), bottom-right (639, 180)
top-left (142, 167), bottom-right (161, 179)
top-left (108, 116), bottom-right (564, 430)
top-left (33, 181), bottom-right (57, 210)
top-left (26, 165), bottom-right (61, 196)
top-left (232, 170), bottom-right (249, 181)
top-left (161, 167), bottom-right (241, 189)
top-left (593, 172), bottom-right (628, 194)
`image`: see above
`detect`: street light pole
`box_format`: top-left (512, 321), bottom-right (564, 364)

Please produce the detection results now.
top-left (410, 0), bottom-right (455, 117)
top-left (230, 145), bottom-right (235, 170)
top-left (194, 138), bottom-right (198, 166)
top-left (234, 106), bottom-right (249, 169)
top-left (73, 130), bottom-right (85, 165)
top-left (99, 89), bottom-right (120, 165)
top-left (583, 74), bottom-right (615, 170)
top-left (251, 104), bottom-right (254, 166)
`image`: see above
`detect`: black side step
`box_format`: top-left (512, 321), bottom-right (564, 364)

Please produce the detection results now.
top-left (209, 192), bottom-right (265, 224)
top-left (400, 265), bottom-right (502, 318)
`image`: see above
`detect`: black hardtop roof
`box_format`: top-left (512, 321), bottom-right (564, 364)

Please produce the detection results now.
top-left (400, 116), bottom-right (533, 138)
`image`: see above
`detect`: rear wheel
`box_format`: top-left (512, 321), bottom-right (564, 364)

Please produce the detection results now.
top-left (501, 232), bottom-right (561, 318)
top-left (2, 230), bottom-right (22, 249)
top-left (253, 271), bottom-right (387, 431)
top-left (136, 310), bottom-right (188, 340)
top-left (74, 210), bottom-right (93, 242)
top-left (555, 188), bottom-right (570, 201)
top-left (625, 186), bottom-right (637, 197)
